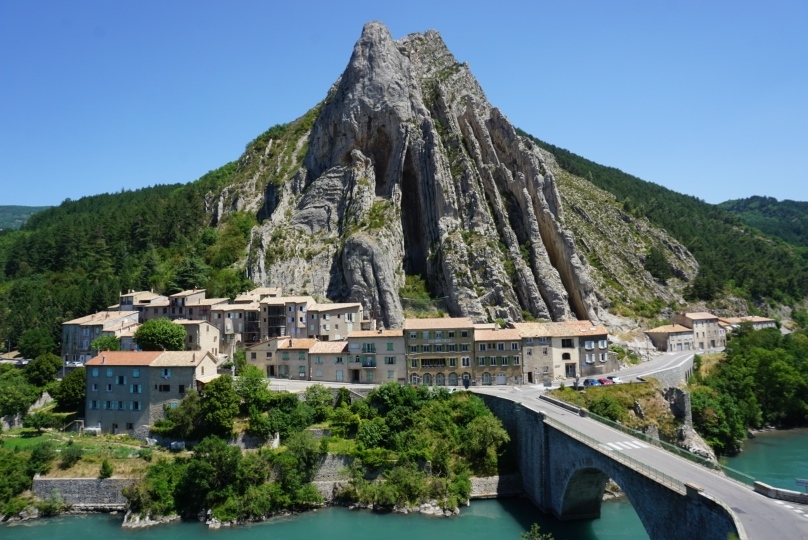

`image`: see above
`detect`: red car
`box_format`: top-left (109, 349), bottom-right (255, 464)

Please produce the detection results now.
top-left (597, 378), bottom-right (614, 385)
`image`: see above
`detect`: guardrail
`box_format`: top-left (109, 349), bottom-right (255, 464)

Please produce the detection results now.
top-left (585, 411), bottom-right (755, 487)
top-left (543, 415), bottom-right (686, 494)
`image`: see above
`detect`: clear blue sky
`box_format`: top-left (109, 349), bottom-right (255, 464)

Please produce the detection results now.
top-left (1, 1), bottom-right (806, 207)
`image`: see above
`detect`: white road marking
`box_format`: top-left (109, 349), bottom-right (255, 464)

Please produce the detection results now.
top-left (622, 441), bottom-right (642, 449)
top-left (784, 505), bottom-right (794, 509)
top-left (613, 442), bottom-right (634, 450)
top-left (776, 501), bottom-right (786, 505)
top-left (606, 443), bottom-right (622, 450)
top-left (636, 442), bottom-right (650, 448)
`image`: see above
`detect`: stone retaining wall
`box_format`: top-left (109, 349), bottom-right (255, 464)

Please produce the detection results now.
top-left (31, 478), bottom-right (135, 507)
top-left (644, 356), bottom-right (695, 388)
top-left (754, 482), bottom-right (808, 504)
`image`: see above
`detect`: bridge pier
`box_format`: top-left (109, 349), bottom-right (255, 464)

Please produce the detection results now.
top-left (478, 394), bottom-right (742, 540)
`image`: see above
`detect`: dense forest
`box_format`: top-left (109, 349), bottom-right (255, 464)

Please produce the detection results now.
top-left (521, 131), bottom-right (808, 305)
top-left (719, 196), bottom-right (808, 248)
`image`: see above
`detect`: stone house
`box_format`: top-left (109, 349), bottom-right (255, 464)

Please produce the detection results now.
top-left (346, 329), bottom-right (406, 384)
top-left (246, 337), bottom-right (317, 379)
top-left (403, 317), bottom-right (474, 387)
top-left (671, 312), bottom-right (726, 350)
top-left (234, 287), bottom-right (282, 304)
top-left (259, 296), bottom-right (316, 340)
top-left (309, 340), bottom-right (350, 382)
top-left (473, 327), bottom-right (523, 385)
top-left (511, 321), bottom-right (614, 380)
top-left (645, 324), bottom-right (695, 352)
top-left (62, 311), bottom-right (141, 364)
top-left (117, 290), bottom-right (164, 312)
top-left (308, 303), bottom-right (364, 341)
top-left (84, 350), bottom-right (217, 438)
top-left (174, 319), bottom-right (221, 358)
top-left (718, 316), bottom-right (777, 332)
top-left (209, 302), bottom-right (260, 357)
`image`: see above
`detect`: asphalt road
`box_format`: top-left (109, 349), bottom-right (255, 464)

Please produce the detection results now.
top-left (472, 385), bottom-right (808, 540)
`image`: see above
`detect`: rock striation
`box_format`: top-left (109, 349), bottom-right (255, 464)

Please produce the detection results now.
top-left (214, 22), bottom-right (693, 327)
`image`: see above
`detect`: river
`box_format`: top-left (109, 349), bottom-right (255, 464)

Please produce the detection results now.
top-left (7, 429), bottom-right (807, 540)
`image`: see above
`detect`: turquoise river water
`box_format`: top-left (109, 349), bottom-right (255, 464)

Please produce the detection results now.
top-left (4, 428), bottom-right (806, 540)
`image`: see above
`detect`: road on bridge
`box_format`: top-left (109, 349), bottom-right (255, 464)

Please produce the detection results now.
top-left (472, 386), bottom-right (808, 540)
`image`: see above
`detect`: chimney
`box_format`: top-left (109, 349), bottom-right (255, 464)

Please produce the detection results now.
top-left (101, 356), bottom-right (106, 364)
top-left (192, 352), bottom-right (196, 363)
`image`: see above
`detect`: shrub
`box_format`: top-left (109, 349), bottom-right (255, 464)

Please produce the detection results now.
top-left (59, 441), bottom-right (83, 469)
top-left (99, 458), bottom-right (113, 479)
top-left (27, 441), bottom-right (56, 476)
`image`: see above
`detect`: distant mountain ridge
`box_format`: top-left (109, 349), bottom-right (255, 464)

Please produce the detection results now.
top-left (719, 196), bottom-right (808, 248)
top-left (0, 206), bottom-right (50, 230)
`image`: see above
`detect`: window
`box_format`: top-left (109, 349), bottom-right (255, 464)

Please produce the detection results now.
top-left (365, 371), bottom-right (374, 382)
top-left (158, 384), bottom-right (170, 392)
top-left (409, 332), bottom-right (417, 339)
top-left (179, 384), bottom-right (185, 394)
top-left (422, 344), bottom-right (432, 353)
top-left (584, 340), bottom-right (594, 351)
top-left (598, 340), bottom-right (608, 349)
top-left (543, 347), bottom-right (548, 355)
top-left (461, 357), bottom-right (470, 367)
top-left (527, 348), bottom-right (533, 356)
top-left (497, 343), bottom-right (505, 351)
top-left (448, 344), bottom-right (457, 352)
top-left (118, 400), bottom-right (125, 410)
top-left (131, 401), bottom-right (142, 411)
top-left (116, 375), bottom-right (127, 385)
top-left (106, 384), bottom-right (112, 392)
top-left (435, 331), bottom-right (443, 339)
top-left (315, 356), bottom-right (323, 364)
top-left (298, 352), bottom-right (305, 360)
top-left (129, 384), bottom-right (142, 394)
top-left (448, 331), bottom-right (455, 338)
top-left (266, 352), bottom-right (272, 359)
top-left (335, 357), bottom-right (344, 364)
top-left (561, 338), bottom-right (574, 348)
top-left (513, 356), bottom-right (520, 366)
top-left (490, 357), bottom-right (498, 366)
top-left (460, 344), bottom-right (470, 352)
top-left (449, 357), bottom-right (457, 367)
top-left (251, 352), bottom-right (257, 360)
top-left (387, 370), bottom-right (394, 380)
top-left (126, 423), bottom-right (133, 430)
top-left (502, 356), bottom-right (509, 366)
top-left (410, 345), bottom-right (418, 353)
top-left (90, 400), bottom-right (99, 409)
top-left (479, 343), bottom-right (486, 352)
top-left (106, 368), bottom-right (113, 377)
top-left (91, 368), bottom-right (99, 377)
top-left (478, 357), bottom-right (486, 366)
top-left (422, 331), bottom-right (430, 339)
top-left (411, 359), bottom-right (419, 368)
top-left (161, 368), bottom-right (171, 378)
top-left (91, 383), bottom-right (98, 392)
top-left (511, 342), bottom-right (519, 351)
top-left (435, 344), bottom-right (444, 352)
top-left (386, 342), bottom-right (394, 351)
top-left (298, 366), bottom-right (306, 378)
top-left (282, 352), bottom-right (289, 360)
top-left (460, 330), bottom-right (469, 338)
top-left (132, 368), bottom-right (140, 378)
top-left (385, 356), bottom-right (396, 365)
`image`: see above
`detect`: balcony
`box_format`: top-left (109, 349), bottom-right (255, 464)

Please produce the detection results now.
top-left (361, 359), bottom-right (376, 368)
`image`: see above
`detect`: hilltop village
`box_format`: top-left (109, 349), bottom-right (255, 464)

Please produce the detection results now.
top-left (58, 287), bottom-right (775, 437)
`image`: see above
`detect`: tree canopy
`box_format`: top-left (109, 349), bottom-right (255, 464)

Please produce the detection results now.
top-left (134, 318), bottom-right (186, 351)
top-left (90, 335), bottom-right (120, 352)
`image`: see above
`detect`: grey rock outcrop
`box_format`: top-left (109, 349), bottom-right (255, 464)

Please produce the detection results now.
top-left (213, 22), bottom-right (692, 327)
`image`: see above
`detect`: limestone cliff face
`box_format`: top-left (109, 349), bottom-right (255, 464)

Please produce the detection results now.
top-left (223, 22), bottom-right (683, 328)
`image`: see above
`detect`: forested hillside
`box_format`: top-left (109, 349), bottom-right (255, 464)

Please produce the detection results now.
top-left (719, 196), bottom-right (808, 248)
top-left (0, 163), bottom-right (256, 354)
top-left (0, 206), bottom-right (50, 230)
top-left (521, 131), bottom-right (808, 304)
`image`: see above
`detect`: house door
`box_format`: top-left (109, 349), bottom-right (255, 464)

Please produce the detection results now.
top-left (335, 370), bottom-right (343, 382)
top-left (496, 373), bottom-right (507, 385)
top-left (528, 372), bottom-right (534, 384)
top-left (565, 363), bottom-right (576, 378)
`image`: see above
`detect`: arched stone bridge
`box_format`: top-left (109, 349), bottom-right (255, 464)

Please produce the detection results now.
top-left (476, 391), bottom-right (808, 540)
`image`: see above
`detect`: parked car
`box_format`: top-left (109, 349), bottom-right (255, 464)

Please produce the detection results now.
top-left (607, 376), bottom-right (625, 384)
top-left (582, 378), bottom-right (601, 387)
top-left (597, 378), bottom-right (614, 385)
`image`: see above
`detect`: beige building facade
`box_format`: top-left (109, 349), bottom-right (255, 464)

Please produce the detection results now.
top-left (672, 312), bottom-right (726, 349)
top-left (473, 328), bottom-right (523, 385)
top-left (645, 324), bottom-right (695, 352)
top-left (403, 318), bottom-right (474, 387)
top-left (346, 329), bottom-right (406, 384)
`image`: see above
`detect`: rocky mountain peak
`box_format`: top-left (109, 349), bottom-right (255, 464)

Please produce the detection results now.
top-left (237, 22), bottom-right (672, 328)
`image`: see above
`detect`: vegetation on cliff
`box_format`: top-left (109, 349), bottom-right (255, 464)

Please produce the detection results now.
top-left (719, 195), bottom-right (808, 248)
top-left (522, 131), bottom-right (808, 305)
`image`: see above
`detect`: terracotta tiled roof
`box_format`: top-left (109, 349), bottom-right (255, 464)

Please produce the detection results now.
top-left (150, 351), bottom-right (212, 367)
top-left (260, 296), bottom-right (315, 305)
top-left (474, 328), bottom-right (522, 341)
top-left (719, 316), bottom-right (775, 325)
top-left (403, 317), bottom-right (474, 330)
top-left (276, 338), bottom-right (317, 350)
top-left (347, 329), bottom-right (404, 338)
top-left (645, 324), bottom-right (692, 334)
top-left (63, 311), bottom-right (137, 325)
top-left (211, 302), bottom-right (260, 311)
top-left (193, 298), bottom-right (230, 306)
top-left (310, 341), bottom-right (349, 354)
top-left (512, 320), bottom-right (607, 338)
top-left (170, 289), bottom-right (206, 298)
top-left (311, 303), bottom-right (362, 312)
top-left (85, 351), bottom-right (162, 366)
top-left (683, 312), bottom-right (718, 320)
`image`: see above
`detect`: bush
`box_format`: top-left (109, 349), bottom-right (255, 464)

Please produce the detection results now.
top-left (27, 441), bottom-right (56, 476)
top-left (99, 458), bottom-right (113, 479)
top-left (59, 441), bottom-right (83, 469)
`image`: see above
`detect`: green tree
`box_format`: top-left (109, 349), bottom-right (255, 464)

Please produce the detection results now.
top-left (99, 458), bottom-right (113, 479)
top-left (169, 256), bottom-right (209, 293)
top-left (0, 369), bottom-right (39, 417)
top-left (23, 410), bottom-right (57, 433)
top-left (134, 318), bottom-right (186, 351)
top-left (303, 384), bottom-right (334, 422)
top-left (24, 352), bottom-right (63, 387)
top-left (90, 335), bottom-right (120, 352)
top-left (59, 442), bottom-right (83, 469)
top-left (51, 367), bottom-right (86, 412)
top-left (0, 449), bottom-right (31, 507)
top-left (283, 430), bottom-right (321, 481)
top-left (464, 415), bottom-right (510, 475)
top-left (521, 523), bottom-right (555, 540)
top-left (236, 365), bottom-right (271, 414)
top-left (200, 375), bottom-right (240, 437)
top-left (17, 327), bottom-right (56, 359)
top-left (644, 246), bottom-right (673, 282)
top-left (27, 441), bottom-right (57, 476)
